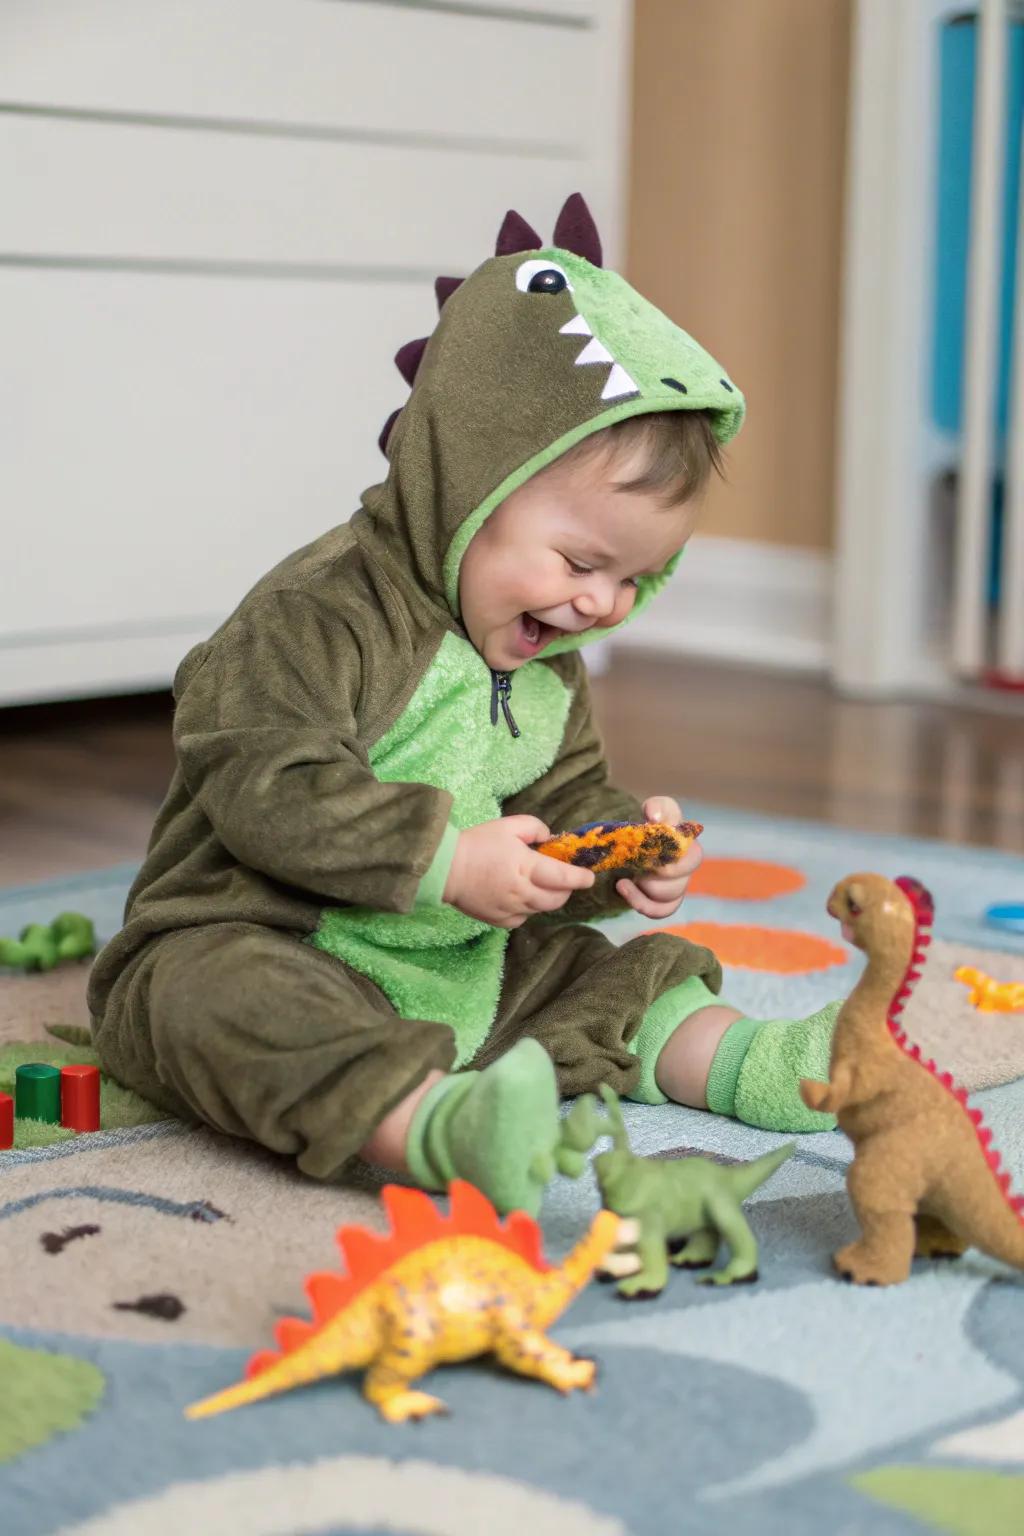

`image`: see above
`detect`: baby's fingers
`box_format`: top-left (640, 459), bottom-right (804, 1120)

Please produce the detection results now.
top-left (616, 878), bottom-right (682, 920)
top-left (524, 883), bottom-right (583, 916)
top-left (656, 841), bottom-right (704, 880)
top-left (643, 795), bottom-right (682, 826)
top-left (530, 853), bottom-right (596, 892)
top-left (506, 815), bottom-right (551, 845)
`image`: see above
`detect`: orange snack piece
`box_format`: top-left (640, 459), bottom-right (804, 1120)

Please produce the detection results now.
top-left (537, 820), bottom-right (702, 875)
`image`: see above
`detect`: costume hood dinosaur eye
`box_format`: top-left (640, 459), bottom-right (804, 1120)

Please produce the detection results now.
top-left (515, 259), bottom-right (572, 295)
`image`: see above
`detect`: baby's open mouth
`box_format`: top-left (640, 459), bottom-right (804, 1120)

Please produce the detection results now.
top-left (518, 613), bottom-right (560, 654)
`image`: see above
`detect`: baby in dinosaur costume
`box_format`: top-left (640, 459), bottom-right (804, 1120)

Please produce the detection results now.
top-left (88, 195), bottom-right (840, 1216)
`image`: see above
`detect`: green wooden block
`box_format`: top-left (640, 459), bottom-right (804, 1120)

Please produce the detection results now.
top-left (15, 1063), bottom-right (61, 1123)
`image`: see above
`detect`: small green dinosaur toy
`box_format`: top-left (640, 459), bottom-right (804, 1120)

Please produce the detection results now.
top-left (0, 913), bottom-right (96, 973)
top-left (561, 1085), bottom-right (795, 1298)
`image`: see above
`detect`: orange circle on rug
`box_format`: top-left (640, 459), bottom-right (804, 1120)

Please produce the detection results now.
top-left (687, 858), bottom-right (806, 900)
top-left (647, 921), bottom-right (849, 973)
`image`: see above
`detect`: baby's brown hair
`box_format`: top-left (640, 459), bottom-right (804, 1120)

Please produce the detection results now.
top-left (564, 410), bottom-right (724, 508)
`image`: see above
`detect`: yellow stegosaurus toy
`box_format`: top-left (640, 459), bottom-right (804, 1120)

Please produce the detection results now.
top-left (185, 1181), bottom-right (620, 1424)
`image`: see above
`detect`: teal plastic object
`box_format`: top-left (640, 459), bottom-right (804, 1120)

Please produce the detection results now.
top-left (985, 902), bottom-right (1024, 934)
top-left (933, 17), bottom-right (1024, 443)
top-left (933, 18), bottom-right (1024, 606)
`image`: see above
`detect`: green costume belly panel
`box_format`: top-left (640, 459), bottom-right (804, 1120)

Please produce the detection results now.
top-left (309, 632), bottom-right (572, 1063)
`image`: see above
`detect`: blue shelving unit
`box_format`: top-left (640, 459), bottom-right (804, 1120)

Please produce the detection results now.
top-left (932, 13), bottom-right (1024, 605)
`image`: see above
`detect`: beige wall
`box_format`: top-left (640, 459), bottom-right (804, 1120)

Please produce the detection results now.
top-left (627, 0), bottom-right (851, 550)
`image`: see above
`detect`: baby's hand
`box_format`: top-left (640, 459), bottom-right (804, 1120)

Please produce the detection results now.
top-left (444, 816), bottom-right (595, 929)
top-left (615, 796), bottom-right (703, 920)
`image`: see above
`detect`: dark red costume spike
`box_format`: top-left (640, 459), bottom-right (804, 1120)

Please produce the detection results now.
top-left (552, 192), bottom-right (603, 267)
top-left (378, 408), bottom-right (401, 456)
top-left (894, 875), bottom-right (935, 927)
top-left (434, 275), bottom-right (463, 311)
top-left (379, 196), bottom-right (607, 454)
top-left (495, 209), bottom-right (543, 257)
top-left (885, 877), bottom-right (1024, 1228)
top-left (395, 337), bottom-right (428, 386)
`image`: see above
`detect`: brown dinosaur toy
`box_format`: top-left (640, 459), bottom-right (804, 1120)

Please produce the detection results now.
top-left (799, 872), bottom-right (1024, 1286)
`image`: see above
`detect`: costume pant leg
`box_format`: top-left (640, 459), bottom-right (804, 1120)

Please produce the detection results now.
top-left (474, 922), bottom-right (722, 1097)
top-left (92, 922), bottom-right (456, 1180)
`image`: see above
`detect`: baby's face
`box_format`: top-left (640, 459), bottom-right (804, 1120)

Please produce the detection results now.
top-left (459, 443), bottom-right (695, 671)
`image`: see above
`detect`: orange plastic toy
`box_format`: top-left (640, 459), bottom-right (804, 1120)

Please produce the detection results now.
top-left (954, 966), bottom-right (1024, 1013)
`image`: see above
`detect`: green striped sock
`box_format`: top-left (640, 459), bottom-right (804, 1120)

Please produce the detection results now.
top-left (405, 1038), bottom-right (561, 1216)
top-left (706, 1002), bottom-right (842, 1133)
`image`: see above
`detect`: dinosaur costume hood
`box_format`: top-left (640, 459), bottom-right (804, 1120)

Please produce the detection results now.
top-left (357, 194), bottom-right (745, 656)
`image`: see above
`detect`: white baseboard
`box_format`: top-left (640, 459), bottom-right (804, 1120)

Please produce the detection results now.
top-left (0, 620), bottom-right (219, 707)
top-left (612, 535), bottom-right (833, 673)
top-left (0, 539), bottom-right (835, 708)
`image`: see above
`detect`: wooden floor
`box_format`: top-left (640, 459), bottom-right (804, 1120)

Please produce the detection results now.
top-left (2, 652), bottom-right (1023, 886)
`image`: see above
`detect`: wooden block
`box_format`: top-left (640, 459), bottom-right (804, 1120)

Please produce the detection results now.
top-left (14, 1063), bottom-right (62, 1123)
top-left (60, 1064), bottom-right (101, 1132)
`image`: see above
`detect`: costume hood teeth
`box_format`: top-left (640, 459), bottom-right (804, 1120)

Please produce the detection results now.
top-left (600, 362), bottom-right (640, 402)
top-left (574, 337), bottom-right (615, 367)
top-left (561, 308), bottom-right (636, 402)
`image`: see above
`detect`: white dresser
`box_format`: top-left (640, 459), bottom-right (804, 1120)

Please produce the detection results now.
top-left (0, 0), bottom-right (630, 703)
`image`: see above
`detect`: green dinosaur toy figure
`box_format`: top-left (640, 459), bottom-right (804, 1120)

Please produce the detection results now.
top-left (0, 914), bottom-right (96, 973)
top-left (563, 1085), bottom-right (795, 1297)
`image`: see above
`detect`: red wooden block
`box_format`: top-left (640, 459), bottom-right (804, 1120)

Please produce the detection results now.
top-left (0, 1092), bottom-right (12, 1149)
top-left (60, 1064), bottom-right (100, 1132)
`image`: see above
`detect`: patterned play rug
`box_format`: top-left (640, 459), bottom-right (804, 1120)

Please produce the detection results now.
top-left (2, 803), bottom-right (1024, 1535)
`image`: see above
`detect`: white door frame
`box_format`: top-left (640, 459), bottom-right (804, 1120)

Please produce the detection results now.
top-left (833, 0), bottom-right (966, 695)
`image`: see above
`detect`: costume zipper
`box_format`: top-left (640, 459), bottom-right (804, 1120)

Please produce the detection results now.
top-left (490, 670), bottom-right (520, 738)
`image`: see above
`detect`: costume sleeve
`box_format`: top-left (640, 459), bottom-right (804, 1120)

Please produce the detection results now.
top-left (173, 590), bottom-right (455, 913)
top-left (502, 655), bottom-right (644, 924)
